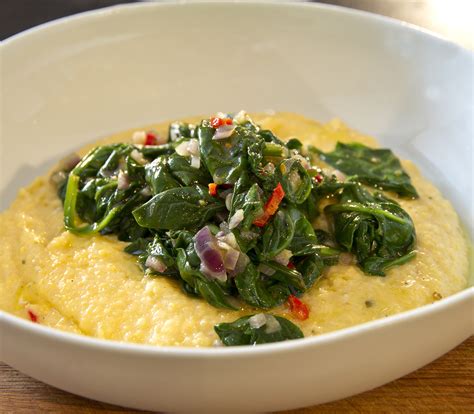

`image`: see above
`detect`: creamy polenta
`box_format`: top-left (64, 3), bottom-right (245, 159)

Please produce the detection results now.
top-left (0, 113), bottom-right (469, 346)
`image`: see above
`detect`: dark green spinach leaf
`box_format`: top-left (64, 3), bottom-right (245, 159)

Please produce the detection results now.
top-left (133, 185), bottom-right (225, 231)
top-left (214, 314), bottom-right (303, 346)
top-left (318, 142), bottom-right (418, 198)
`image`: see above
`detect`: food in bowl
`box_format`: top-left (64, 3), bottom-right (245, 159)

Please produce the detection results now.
top-left (0, 112), bottom-right (469, 347)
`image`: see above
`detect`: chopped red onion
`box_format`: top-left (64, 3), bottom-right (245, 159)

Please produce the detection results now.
top-left (140, 186), bottom-right (152, 196)
top-left (233, 110), bottom-right (250, 125)
top-left (228, 253), bottom-right (250, 278)
top-left (258, 263), bottom-right (276, 276)
top-left (264, 315), bottom-right (281, 334)
top-left (274, 249), bottom-right (293, 266)
top-left (175, 139), bottom-right (200, 169)
top-left (194, 226), bottom-right (227, 281)
top-left (223, 248), bottom-right (240, 271)
top-left (117, 170), bottom-right (130, 190)
top-left (229, 209), bottom-right (244, 229)
top-left (225, 193), bottom-right (233, 211)
top-left (187, 138), bottom-right (199, 156)
top-left (339, 252), bottom-right (354, 265)
top-left (222, 232), bottom-right (238, 249)
top-left (249, 313), bottom-right (267, 329)
top-left (145, 256), bottom-right (167, 273)
top-left (262, 162), bottom-right (275, 175)
top-left (131, 149), bottom-right (148, 165)
top-left (175, 141), bottom-right (190, 156)
top-left (292, 154), bottom-right (310, 169)
top-left (190, 155), bottom-right (200, 169)
top-left (213, 124), bottom-right (235, 140)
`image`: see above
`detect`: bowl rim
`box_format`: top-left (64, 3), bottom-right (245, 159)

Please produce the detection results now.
top-left (2, 0), bottom-right (472, 55)
top-left (1, 1), bottom-right (473, 356)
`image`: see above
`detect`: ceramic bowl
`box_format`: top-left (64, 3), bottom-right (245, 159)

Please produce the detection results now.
top-left (1, 2), bottom-right (473, 412)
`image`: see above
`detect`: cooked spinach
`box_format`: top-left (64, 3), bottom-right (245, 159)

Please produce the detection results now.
top-left (56, 112), bottom-right (420, 345)
top-left (214, 314), bottom-right (303, 346)
top-left (317, 142), bottom-right (418, 198)
top-left (325, 184), bottom-right (416, 275)
top-left (133, 185), bottom-right (225, 231)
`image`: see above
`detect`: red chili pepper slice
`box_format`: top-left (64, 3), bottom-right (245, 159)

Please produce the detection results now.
top-left (287, 262), bottom-right (295, 270)
top-left (210, 117), bottom-right (233, 128)
top-left (210, 117), bottom-right (224, 128)
top-left (253, 183), bottom-right (285, 227)
top-left (287, 294), bottom-right (309, 320)
top-left (145, 132), bottom-right (156, 146)
top-left (27, 309), bottom-right (39, 323)
top-left (253, 211), bottom-right (270, 228)
top-left (314, 174), bottom-right (323, 183)
top-left (208, 183), bottom-right (218, 196)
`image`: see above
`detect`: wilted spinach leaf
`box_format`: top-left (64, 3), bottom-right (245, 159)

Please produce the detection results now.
top-left (214, 314), bottom-right (303, 346)
top-left (325, 185), bottom-right (416, 275)
top-left (318, 142), bottom-right (418, 198)
top-left (133, 185), bottom-right (225, 231)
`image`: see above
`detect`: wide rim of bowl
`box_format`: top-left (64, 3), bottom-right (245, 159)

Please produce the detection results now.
top-left (1, 1), bottom-right (473, 357)
top-left (2, 0), bottom-right (473, 56)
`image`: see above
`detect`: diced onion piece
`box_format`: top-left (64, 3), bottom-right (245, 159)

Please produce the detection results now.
top-left (257, 263), bottom-right (276, 276)
top-left (187, 138), bottom-right (200, 156)
top-left (233, 110), bottom-right (250, 125)
top-left (339, 252), bottom-right (354, 265)
top-left (145, 256), bottom-right (167, 273)
top-left (132, 130), bottom-right (147, 145)
top-left (213, 339), bottom-right (224, 347)
top-left (263, 162), bottom-right (275, 175)
top-left (228, 253), bottom-right (250, 278)
top-left (140, 186), bottom-right (152, 196)
top-left (292, 154), bottom-right (310, 169)
top-left (222, 232), bottom-right (238, 249)
top-left (229, 209), bottom-right (244, 229)
top-left (264, 315), bottom-right (281, 334)
top-left (274, 249), bottom-right (293, 266)
top-left (117, 170), bottom-right (130, 190)
top-left (225, 193), bottom-right (233, 211)
top-left (213, 124), bottom-right (235, 140)
top-left (194, 226), bottom-right (227, 281)
top-left (190, 155), bottom-right (200, 169)
top-left (176, 139), bottom-right (201, 169)
top-left (249, 313), bottom-right (267, 329)
top-left (217, 240), bottom-right (231, 250)
top-left (175, 141), bottom-right (191, 156)
top-left (223, 248), bottom-right (240, 271)
top-left (131, 149), bottom-right (148, 165)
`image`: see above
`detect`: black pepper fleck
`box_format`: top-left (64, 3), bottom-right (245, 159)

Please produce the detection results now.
top-left (21, 260), bottom-right (26, 265)
top-left (365, 300), bottom-right (374, 308)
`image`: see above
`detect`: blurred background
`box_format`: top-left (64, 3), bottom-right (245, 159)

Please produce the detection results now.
top-left (1, 0), bottom-right (473, 49)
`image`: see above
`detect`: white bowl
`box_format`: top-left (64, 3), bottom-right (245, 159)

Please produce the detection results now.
top-left (1, 2), bottom-right (473, 412)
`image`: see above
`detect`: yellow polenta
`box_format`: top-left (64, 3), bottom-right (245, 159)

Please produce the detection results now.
top-left (0, 113), bottom-right (469, 346)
